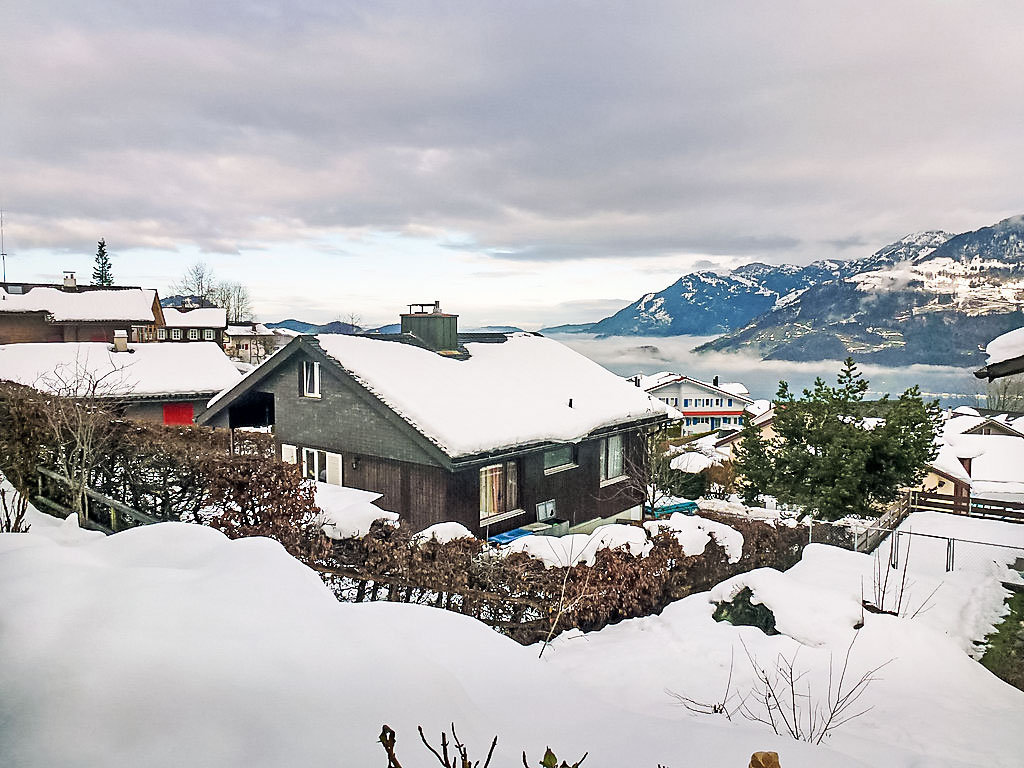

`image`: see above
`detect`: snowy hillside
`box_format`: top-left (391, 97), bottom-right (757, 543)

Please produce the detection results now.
top-left (578, 231), bottom-right (951, 338)
top-left (699, 216), bottom-right (1024, 365)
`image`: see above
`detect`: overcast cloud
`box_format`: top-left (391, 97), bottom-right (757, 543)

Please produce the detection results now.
top-left (3, 1), bottom-right (1023, 323)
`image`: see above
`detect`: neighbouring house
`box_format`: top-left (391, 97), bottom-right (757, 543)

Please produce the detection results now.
top-left (225, 322), bottom-right (275, 364)
top-left (199, 305), bottom-right (672, 537)
top-left (159, 307), bottom-right (228, 345)
top-left (0, 273), bottom-right (165, 344)
top-left (916, 410), bottom-right (1024, 504)
top-left (0, 338), bottom-right (241, 425)
top-left (628, 371), bottom-right (754, 435)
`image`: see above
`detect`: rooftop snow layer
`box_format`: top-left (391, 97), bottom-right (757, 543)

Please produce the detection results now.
top-left (227, 323), bottom-right (273, 336)
top-left (985, 326), bottom-right (1024, 365)
top-left (162, 307), bottom-right (228, 328)
top-left (315, 333), bottom-right (671, 457)
top-left (0, 286), bottom-right (158, 322)
top-left (0, 341), bottom-right (241, 397)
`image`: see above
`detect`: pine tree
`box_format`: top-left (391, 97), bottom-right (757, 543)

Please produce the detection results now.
top-left (92, 239), bottom-right (113, 286)
top-left (733, 358), bottom-right (941, 520)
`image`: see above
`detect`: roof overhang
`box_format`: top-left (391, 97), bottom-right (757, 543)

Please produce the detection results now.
top-left (975, 354), bottom-right (1024, 382)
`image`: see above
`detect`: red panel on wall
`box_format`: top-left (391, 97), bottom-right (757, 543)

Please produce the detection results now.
top-left (163, 402), bottom-right (194, 425)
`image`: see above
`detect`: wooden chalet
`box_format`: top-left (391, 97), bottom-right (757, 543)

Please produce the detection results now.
top-left (0, 273), bottom-right (164, 344)
top-left (200, 304), bottom-right (672, 537)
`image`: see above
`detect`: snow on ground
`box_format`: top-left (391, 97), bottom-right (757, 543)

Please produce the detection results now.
top-left (645, 513), bottom-right (745, 563)
top-left (502, 523), bottom-right (652, 566)
top-left (414, 521), bottom-right (475, 543)
top-left (315, 482), bottom-right (397, 539)
top-left (0, 520), bottom-right (860, 768)
top-left (546, 511), bottom-right (1024, 768)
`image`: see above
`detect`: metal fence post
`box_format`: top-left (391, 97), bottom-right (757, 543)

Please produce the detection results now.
top-left (890, 531), bottom-right (900, 570)
top-left (946, 538), bottom-right (955, 572)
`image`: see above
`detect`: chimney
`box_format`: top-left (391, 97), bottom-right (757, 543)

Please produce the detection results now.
top-left (62, 271), bottom-right (77, 290)
top-left (112, 329), bottom-right (128, 352)
top-left (400, 301), bottom-right (459, 353)
top-left (713, 375), bottom-right (720, 387)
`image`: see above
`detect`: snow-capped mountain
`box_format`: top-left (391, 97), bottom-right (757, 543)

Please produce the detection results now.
top-left (575, 231), bottom-right (951, 337)
top-left (697, 217), bottom-right (1024, 365)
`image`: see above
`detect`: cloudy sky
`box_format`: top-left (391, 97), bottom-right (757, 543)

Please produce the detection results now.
top-left (3, 1), bottom-right (1023, 328)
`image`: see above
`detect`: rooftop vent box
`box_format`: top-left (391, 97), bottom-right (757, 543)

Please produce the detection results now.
top-left (400, 301), bottom-right (459, 352)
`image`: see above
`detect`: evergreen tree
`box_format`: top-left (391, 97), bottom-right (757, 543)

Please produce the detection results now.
top-left (91, 239), bottom-right (113, 286)
top-left (733, 358), bottom-right (941, 520)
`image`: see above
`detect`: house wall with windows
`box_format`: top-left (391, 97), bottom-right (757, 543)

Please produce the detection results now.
top-left (203, 346), bottom-right (647, 536)
top-left (644, 378), bottom-right (751, 435)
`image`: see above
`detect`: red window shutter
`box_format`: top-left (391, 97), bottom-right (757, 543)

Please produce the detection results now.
top-left (162, 402), bottom-right (194, 425)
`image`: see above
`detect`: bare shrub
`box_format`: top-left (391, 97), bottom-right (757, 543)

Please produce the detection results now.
top-left (0, 481), bottom-right (29, 533)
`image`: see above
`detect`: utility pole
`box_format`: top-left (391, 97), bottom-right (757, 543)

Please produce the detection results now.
top-left (1, 210), bottom-right (7, 282)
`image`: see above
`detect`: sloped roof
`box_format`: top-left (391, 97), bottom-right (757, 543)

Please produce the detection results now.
top-left (313, 333), bottom-right (671, 458)
top-left (633, 371), bottom-right (753, 403)
top-left (163, 307), bottom-right (227, 329)
top-left (0, 342), bottom-right (241, 397)
top-left (226, 323), bottom-right (273, 336)
top-left (0, 286), bottom-right (158, 322)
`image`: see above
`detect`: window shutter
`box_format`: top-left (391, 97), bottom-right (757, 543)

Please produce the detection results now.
top-left (326, 452), bottom-right (343, 485)
top-left (281, 444), bottom-right (297, 464)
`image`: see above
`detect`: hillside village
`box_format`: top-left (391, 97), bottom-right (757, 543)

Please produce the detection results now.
top-left (2, 261), bottom-right (1024, 767)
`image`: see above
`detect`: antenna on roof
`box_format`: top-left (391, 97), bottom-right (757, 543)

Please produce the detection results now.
top-left (0, 209), bottom-right (7, 282)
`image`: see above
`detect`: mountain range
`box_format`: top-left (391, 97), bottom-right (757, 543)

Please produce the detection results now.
top-left (543, 215), bottom-right (1024, 367)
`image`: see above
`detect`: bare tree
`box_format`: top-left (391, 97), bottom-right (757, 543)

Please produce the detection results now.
top-left (172, 261), bottom-right (218, 302)
top-left (34, 359), bottom-right (129, 526)
top-left (212, 280), bottom-right (253, 324)
top-left (0, 480), bottom-right (29, 533)
top-left (986, 375), bottom-right (1024, 412)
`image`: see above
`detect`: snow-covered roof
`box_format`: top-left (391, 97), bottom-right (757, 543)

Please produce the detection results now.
top-left (985, 326), bottom-right (1024, 366)
top-left (669, 452), bottom-right (718, 474)
top-left (944, 433), bottom-right (1024, 495)
top-left (0, 342), bottom-right (242, 397)
top-left (163, 307), bottom-right (227, 329)
top-left (632, 371), bottom-right (753, 403)
top-left (0, 286), bottom-right (158, 322)
top-left (226, 323), bottom-right (273, 336)
top-left (312, 333), bottom-right (672, 458)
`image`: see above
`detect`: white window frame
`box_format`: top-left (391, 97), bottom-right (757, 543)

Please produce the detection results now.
top-left (302, 360), bottom-right (321, 398)
top-left (157, 327), bottom-right (166, 340)
top-left (204, 328), bottom-right (215, 341)
top-left (599, 434), bottom-right (626, 485)
top-left (480, 461), bottom-right (521, 523)
top-left (302, 448), bottom-right (328, 482)
top-left (188, 328), bottom-right (199, 341)
top-left (171, 328), bottom-right (182, 341)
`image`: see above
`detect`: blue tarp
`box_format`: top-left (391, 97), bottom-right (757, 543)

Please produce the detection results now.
top-left (646, 501), bottom-right (699, 518)
top-left (487, 527), bottom-right (535, 545)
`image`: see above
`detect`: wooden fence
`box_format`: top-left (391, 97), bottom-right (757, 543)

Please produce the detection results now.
top-left (909, 490), bottom-right (1024, 523)
top-left (34, 465), bottom-right (163, 535)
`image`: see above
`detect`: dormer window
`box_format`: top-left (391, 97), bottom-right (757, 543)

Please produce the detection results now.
top-left (302, 360), bottom-right (321, 398)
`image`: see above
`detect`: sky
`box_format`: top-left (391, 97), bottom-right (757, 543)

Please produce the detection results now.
top-left (3, 1), bottom-right (1024, 329)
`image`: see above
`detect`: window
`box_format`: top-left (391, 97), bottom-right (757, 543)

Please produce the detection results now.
top-left (171, 328), bottom-right (182, 341)
top-left (302, 448), bottom-right (328, 482)
top-left (302, 360), bottom-right (321, 397)
top-left (480, 461), bottom-right (519, 522)
top-left (204, 329), bottom-right (215, 341)
top-left (715, 398), bottom-right (721, 406)
top-left (727, 399), bottom-right (733, 407)
top-left (157, 328), bottom-right (166, 340)
top-left (543, 444), bottom-right (576, 472)
top-left (683, 398), bottom-right (690, 407)
top-left (188, 328), bottom-right (199, 341)
top-left (670, 397), bottom-right (679, 407)
top-left (599, 434), bottom-right (624, 482)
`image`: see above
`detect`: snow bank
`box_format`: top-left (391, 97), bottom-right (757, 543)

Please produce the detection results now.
top-left (0, 521), bottom-right (854, 768)
top-left (547, 517), bottom-right (1024, 768)
top-left (314, 333), bottom-right (671, 457)
top-left (503, 524), bottom-right (651, 567)
top-left (645, 513), bottom-right (744, 562)
top-left (315, 483), bottom-right (397, 539)
top-left (670, 451), bottom-right (717, 473)
top-left (414, 521), bottom-right (475, 543)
